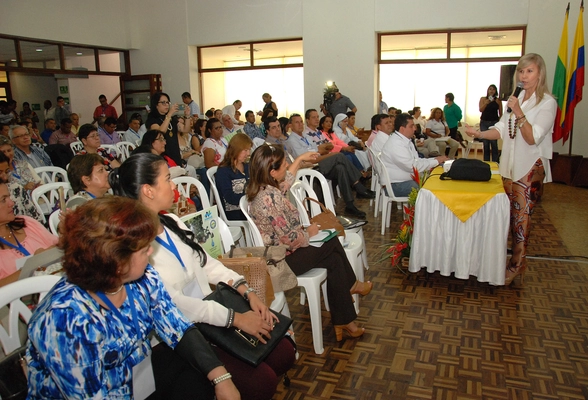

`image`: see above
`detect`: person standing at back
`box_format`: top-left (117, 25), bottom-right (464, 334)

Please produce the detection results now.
top-left (443, 92), bottom-right (466, 147)
top-left (478, 84), bottom-right (502, 162)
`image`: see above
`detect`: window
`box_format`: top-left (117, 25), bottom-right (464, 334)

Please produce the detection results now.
top-left (20, 41), bottom-right (60, 69)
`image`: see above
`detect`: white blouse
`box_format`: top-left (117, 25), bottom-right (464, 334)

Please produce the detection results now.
top-left (149, 213), bottom-right (242, 327)
top-left (492, 91), bottom-right (556, 182)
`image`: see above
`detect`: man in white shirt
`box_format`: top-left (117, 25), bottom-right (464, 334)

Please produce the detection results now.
top-left (124, 115), bottom-right (143, 143)
top-left (221, 100), bottom-right (244, 125)
top-left (366, 114), bottom-right (393, 154)
top-left (221, 113), bottom-right (244, 142)
top-left (381, 113), bottom-right (448, 197)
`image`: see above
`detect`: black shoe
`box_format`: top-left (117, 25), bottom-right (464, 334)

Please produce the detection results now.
top-left (356, 190), bottom-right (375, 199)
top-left (345, 205), bottom-right (366, 219)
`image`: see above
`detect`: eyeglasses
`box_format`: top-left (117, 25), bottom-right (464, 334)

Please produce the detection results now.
top-left (12, 133), bottom-right (31, 139)
top-left (87, 134), bottom-right (100, 139)
top-left (158, 101), bottom-right (171, 105)
top-left (156, 136), bottom-right (166, 142)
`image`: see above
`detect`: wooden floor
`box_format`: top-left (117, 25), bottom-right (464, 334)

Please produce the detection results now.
top-left (274, 183), bottom-right (588, 400)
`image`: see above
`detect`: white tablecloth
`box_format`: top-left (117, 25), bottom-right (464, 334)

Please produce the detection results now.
top-left (408, 187), bottom-right (509, 285)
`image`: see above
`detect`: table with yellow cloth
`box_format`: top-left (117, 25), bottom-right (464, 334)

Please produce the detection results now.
top-left (408, 165), bottom-right (509, 285)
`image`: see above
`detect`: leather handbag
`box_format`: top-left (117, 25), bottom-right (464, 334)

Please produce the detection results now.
top-left (195, 282), bottom-right (293, 367)
top-left (304, 197), bottom-right (345, 237)
top-left (225, 245), bottom-right (297, 293)
top-left (218, 246), bottom-right (275, 305)
top-left (0, 346), bottom-right (28, 400)
top-left (440, 158), bottom-right (492, 181)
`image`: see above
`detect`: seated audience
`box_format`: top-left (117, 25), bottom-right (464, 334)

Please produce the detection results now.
top-left (381, 113), bottom-right (448, 196)
top-left (40, 118), bottom-right (56, 144)
top-left (202, 118), bottom-right (228, 168)
top-left (0, 152), bottom-right (42, 223)
top-left (98, 117), bottom-right (121, 145)
top-left (248, 145), bottom-right (372, 341)
top-left (0, 180), bottom-right (57, 280)
top-left (48, 118), bottom-right (77, 146)
top-left (215, 134), bottom-right (253, 221)
top-left (259, 108), bottom-right (274, 136)
top-left (66, 153), bottom-right (111, 207)
top-left (111, 154), bottom-right (295, 399)
top-left (221, 113), bottom-right (244, 142)
top-left (0, 135), bottom-right (41, 191)
top-left (243, 110), bottom-right (265, 142)
top-left (319, 115), bottom-right (366, 172)
top-left (124, 114), bottom-right (143, 143)
top-left (425, 107), bottom-right (459, 159)
top-left (222, 100), bottom-right (244, 125)
top-left (69, 113), bottom-right (80, 135)
top-left (10, 125), bottom-right (53, 168)
top-left (287, 113), bottom-right (373, 218)
top-left (178, 126), bottom-right (204, 170)
top-left (77, 123), bottom-right (121, 170)
top-left (19, 102), bottom-right (39, 129)
top-left (346, 111), bottom-right (361, 137)
top-left (0, 123), bottom-right (9, 138)
top-left (366, 114), bottom-right (392, 153)
top-left (26, 196), bottom-right (239, 399)
top-left (332, 114), bottom-right (371, 170)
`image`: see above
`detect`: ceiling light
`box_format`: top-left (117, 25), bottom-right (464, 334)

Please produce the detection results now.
top-left (488, 35), bottom-right (507, 41)
top-left (36, 48), bottom-right (43, 52)
top-left (10, 59), bottom-right (16, 62)
top-left (76, 52), bottom-right (83, 55)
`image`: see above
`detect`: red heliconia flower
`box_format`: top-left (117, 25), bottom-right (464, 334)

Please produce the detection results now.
top-left (411, 167), bottom-right (420, 186)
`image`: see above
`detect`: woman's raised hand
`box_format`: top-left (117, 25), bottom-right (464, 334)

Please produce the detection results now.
top-left (167, 103), bottom-right (179, 118)
top-left (301, 151), bottom-right (319, 163)
top-left (464, 124), bottom-right (478, 137)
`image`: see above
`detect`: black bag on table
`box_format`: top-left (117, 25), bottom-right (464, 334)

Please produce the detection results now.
top-left (195, 282), bottom-right (292, 367)
top-left (440, 158), bottom-right (492, 182)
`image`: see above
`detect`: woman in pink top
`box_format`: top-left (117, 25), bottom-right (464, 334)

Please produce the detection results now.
top-left (319, 115), bottom-right (366, 173)
top-left (0, 182), bottom-right (57, 279)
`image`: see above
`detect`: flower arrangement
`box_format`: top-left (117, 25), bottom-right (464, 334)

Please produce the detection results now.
top-left (384, 166), bottom-right (430, 270)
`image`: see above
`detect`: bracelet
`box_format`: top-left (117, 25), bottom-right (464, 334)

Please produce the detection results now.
top-left (479, 131), bottom-right (484, 139)
top-left (516, 113), bottom-right (526, 120)
top-left (225, 308), bottom-right (235, 328)
top-left (518, 120), bottom-right (526, 129)
top-left (211, 372), bottom-right (232, 386)
top-left (243, 287), bottom-right (256, 301)
top-left (165, 115), bottom-right (171, 120)
top-left (232, 278), bottom-right (248, 290)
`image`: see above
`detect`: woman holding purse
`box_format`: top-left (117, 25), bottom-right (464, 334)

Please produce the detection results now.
top-left (247, 144), bottom-right (372, 341)
top-left (110, 153), bottom-right (295, 400)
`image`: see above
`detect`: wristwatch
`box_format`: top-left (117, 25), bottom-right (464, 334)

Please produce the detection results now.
top-left (243, 287), bottom-right (256, 301)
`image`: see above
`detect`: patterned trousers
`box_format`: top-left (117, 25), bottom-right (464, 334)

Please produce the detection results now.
top-left (502, 159), bottom-right (545, 270)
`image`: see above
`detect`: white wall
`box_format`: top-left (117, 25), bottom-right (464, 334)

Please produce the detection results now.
top-left (9, 73), bottom-right (58, 127)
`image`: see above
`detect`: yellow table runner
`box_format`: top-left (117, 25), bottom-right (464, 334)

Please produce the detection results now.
top-left (423, 165), bottom-right (504, 222)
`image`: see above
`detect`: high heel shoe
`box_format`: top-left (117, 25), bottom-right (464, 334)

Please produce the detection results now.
top-left (504, 260), bottom-right (527, 285)
top-left (334, 324), bottom-right (365, 341)
top-left (350, 280), bottom-right (373, 296)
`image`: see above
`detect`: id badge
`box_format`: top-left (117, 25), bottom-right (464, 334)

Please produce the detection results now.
top-left (182, 280), bottom-right (204, 299)
top-left (133, 352), bottom-right (155, 398)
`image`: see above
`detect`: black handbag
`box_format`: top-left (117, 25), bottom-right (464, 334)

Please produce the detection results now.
top-left (0, 346), bottom-right (28, 400)
top-left (195, 282), bottom-right (292, 367)
top-left (440, 159), bottom-right (492, 181)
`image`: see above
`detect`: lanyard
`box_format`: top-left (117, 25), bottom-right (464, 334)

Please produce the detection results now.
top-left (213, 138), bottom-right (227, 149)
top-left (83, 191), bottom-right (96, 199)
top-left (299, 135), bottom-right (309, 146)
top-left (96, 284), bottom-right (142, 342)
top-left (0, 234), bottom-right (30, 256)
top-left (154, 228), bottom-right (186, 270)
top-left (11, 161), bottom-right (21, 180)
top-left (128, 129), bottom-right (140, 139)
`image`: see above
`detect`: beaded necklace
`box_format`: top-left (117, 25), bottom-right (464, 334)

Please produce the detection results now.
top-left (508, 114), bottom-right (517, 139)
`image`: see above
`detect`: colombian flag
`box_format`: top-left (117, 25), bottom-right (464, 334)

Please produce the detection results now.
top-left (563, 1), bottom-right (585, 143)
top-left (553, 3), bottom-right (569, 143)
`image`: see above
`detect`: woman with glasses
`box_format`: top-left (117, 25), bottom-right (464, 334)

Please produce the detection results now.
top-left (202, 118), bottom-right (228, 168)
top-left (215, 134), bottom-right (253, 221)
top-left (77, 123), bottom-right (121, 171)
top-left (145, 92), bottom-right (191, 167)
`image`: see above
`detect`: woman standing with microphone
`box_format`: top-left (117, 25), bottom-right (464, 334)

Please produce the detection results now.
top-left (478, 84), bottom-right (503, 162)
top-left (466, 53), bottom-right (556, 285)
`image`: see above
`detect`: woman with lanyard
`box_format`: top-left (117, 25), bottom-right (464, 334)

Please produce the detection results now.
top-left (77, 123), bottom-right (121, 171)
top-left (202, 118), bottom-right (229, 168)
top-left (26, 197), bottom-right (240, 399)
top-left (0, 135), bottom-right (41, 191)
top-left (65, 153), bottom-right (111, 208)
top-left (0, 180), bottom-right (57, 280)
top-left (146, 92), bottom-right (191, 167)
top-left (110, 153), bottom-right (295, 400)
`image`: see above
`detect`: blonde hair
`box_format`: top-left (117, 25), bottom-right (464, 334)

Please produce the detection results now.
top-left (515, 53), bottom-right (550, 102)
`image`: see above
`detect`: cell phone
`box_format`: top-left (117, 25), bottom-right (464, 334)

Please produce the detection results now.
top-left (178, 104), bottom-right (186, 111)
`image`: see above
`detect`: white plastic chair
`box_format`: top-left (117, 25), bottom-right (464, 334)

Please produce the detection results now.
top-left (31, 182), bottom-right (73, 223)
top-left (373, 152), bottom-right (409, 235)
top-left (240, 196), bottom-right (327, 354)
top-left (101, 144), bottom-right (119, 159)
top-left (116, 141), bottom-right (136, 162)
top-left (31, 142), bottom-right (45, 150)
top-left (207, 166), bottom-right (250, 247)
top-left (290, 181), bottom-right (365, 313)
top-left (34, 166), bottom-right (68, 184)
top-left (69, 141), bottom-right (83, 154)
top-left (0, 275), bottom-right (61, 355)
top-left (367, 146), bottom-right (382, 215)
top-left (295, 168), bottom-right (369, 272)
top-left (48, 209), bottom-right (61, 235)
top-left (116, 131), bottom-right (125, 142)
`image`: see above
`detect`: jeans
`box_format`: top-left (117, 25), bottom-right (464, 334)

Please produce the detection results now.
top-left (480, 120), bottom-right (499, 162)
top-left (391, 180), bottom-right (419, 197)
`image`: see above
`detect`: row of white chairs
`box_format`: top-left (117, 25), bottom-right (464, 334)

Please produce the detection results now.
top-left (69, 141), bottom-right (136, 162)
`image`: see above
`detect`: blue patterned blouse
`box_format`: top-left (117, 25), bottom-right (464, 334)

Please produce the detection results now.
top-left (26, 265), bottom-right (192, 399)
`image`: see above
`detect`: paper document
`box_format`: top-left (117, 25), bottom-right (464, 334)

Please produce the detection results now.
top-left (309, 229), bottom-right (338, 247)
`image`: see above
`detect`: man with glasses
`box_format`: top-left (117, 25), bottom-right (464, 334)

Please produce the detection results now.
top-left (10, 125), bottom-right (53, 168)
top-left (98, 117), bottom-right (121, 144)
top-left (49, 118), bottom-right (77, 146)
top-left (93, 94), bottom-right (118, 124)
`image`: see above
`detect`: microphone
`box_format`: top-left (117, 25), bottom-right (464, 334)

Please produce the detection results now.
top-left (507, 82), bottom-right (524, 113)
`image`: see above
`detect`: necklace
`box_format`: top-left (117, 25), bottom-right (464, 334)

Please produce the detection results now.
top-left (508, 114), bottom-right (517, 139)
top-left (0, 226), bottom-right (13, 240)
top-left (105, 285), bottom-right (124, 296)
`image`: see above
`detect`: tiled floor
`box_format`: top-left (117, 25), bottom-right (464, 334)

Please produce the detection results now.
top-left (274, 182), bottom-right (588, 399)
